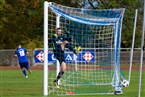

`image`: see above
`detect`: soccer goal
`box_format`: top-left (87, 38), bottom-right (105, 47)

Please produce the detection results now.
top-left (44, 1), bottom-right (125, 95)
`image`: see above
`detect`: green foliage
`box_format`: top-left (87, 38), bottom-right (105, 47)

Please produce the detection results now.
top-left (0, 0), bottom-right (144, 49)
top-left (0, 0), bottom-right (43, 49)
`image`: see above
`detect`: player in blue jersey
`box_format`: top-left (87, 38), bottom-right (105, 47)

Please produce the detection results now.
top-left (49, 27), bottom-right (81, 88)
top-left (14, 44), bottom-right (32, 78)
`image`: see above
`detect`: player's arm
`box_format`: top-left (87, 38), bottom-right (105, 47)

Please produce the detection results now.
top-left (63, 31), bottom-right (72, 42)
top-left (25, 49), bottom-right (29, 55)
top-left (48, 36), bottom-right (55, 48)
top-left (14, 51), bottom-right (17, 57)
top-left (48, 34), bottom-right (58, 48)
top-left (51, 34), bottom-right (58, 42)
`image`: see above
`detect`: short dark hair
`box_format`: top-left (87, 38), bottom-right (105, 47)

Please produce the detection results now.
top-left (56, 27), bottom-right (62, 30)
top-left (16, 43), bottom-right (21, 47)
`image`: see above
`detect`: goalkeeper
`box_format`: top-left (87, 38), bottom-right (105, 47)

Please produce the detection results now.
top-left (48, 27), bottom-right (81, 88)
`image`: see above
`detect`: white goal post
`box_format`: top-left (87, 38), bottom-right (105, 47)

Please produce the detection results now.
top-left (43, 1), bottom-right (49, 96)
top-left (138, 0), bottom-right (145, 97)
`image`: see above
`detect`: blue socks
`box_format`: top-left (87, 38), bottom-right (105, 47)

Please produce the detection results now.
top-left (22, 69), bottom-right (27, 77)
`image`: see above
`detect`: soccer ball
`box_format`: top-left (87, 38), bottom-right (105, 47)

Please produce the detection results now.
top-left (121, 80), bottom-right (129, 87)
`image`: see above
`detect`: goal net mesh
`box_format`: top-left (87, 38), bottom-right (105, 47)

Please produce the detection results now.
top-left (47, 2), bottom-right (125, 95)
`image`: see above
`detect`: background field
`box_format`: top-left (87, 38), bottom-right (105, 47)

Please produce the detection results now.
top-left (0, 66), bottom-right (145, 97)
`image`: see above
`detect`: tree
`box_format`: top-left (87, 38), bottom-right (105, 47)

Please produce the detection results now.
top-left (0, 0), bottom-right (143, 49)
top-left (0, 0), bottom-right (44, 49)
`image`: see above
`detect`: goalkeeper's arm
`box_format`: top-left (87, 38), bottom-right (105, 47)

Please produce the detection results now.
top-left (63, 31), bottom-right (81, 54)
top-left (62, 32), bottom-right (76, 53)
top-left (48, 33), bottom-right (58, 46)
top-left (63, 30), bottom-right (72, 42)
top-left (48, 38), bottom-right (54, 48)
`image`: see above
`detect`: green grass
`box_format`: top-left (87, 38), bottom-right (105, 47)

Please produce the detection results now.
top-left (48, 69), bottom-right (114, 95)
top-left (0, 69), bottom-right (145, 97)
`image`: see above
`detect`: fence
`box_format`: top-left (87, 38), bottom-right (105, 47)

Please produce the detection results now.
top-left (0, 49), bottom-right (34, 66)
top-left (0, 48), bottom-right (144, 66)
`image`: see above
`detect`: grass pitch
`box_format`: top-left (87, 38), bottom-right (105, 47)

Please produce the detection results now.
top-left (0, 69), bottom-right (145, 97)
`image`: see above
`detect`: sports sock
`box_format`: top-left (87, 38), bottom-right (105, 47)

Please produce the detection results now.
top-left (22, 69), bottom-right (27, 77)
top-left (56, 71), bottom-right (64, 81)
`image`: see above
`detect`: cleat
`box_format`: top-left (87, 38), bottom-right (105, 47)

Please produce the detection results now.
top-left (75, 46), bottom-right (81, 54)
top-left (26, 76), bottom-right (28, 79)
top-left (53, 80), bottom-right (60, 88)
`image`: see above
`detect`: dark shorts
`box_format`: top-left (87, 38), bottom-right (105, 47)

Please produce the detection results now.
top-left (53, 50), bottom-right (65, 65)
top-left (19, 62), bottom-right (30, 70)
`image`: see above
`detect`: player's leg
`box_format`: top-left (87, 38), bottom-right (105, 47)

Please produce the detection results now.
top-left (54, 52), bottom-right (65, 80)
top-left (24, 62), bottom-right (32, 74)
top-left (20, 63), bottom-right (28, 78)
top-left (57, 50), bottom-right (66, 80)
top-left (53, 61), bottom-right (66, 88)
top-left (53, 51), bottom-right (65, 88)
top-left (56, 61), bottom-right (66, 81)
top-left (65, 42), bottom-right (81, 54)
